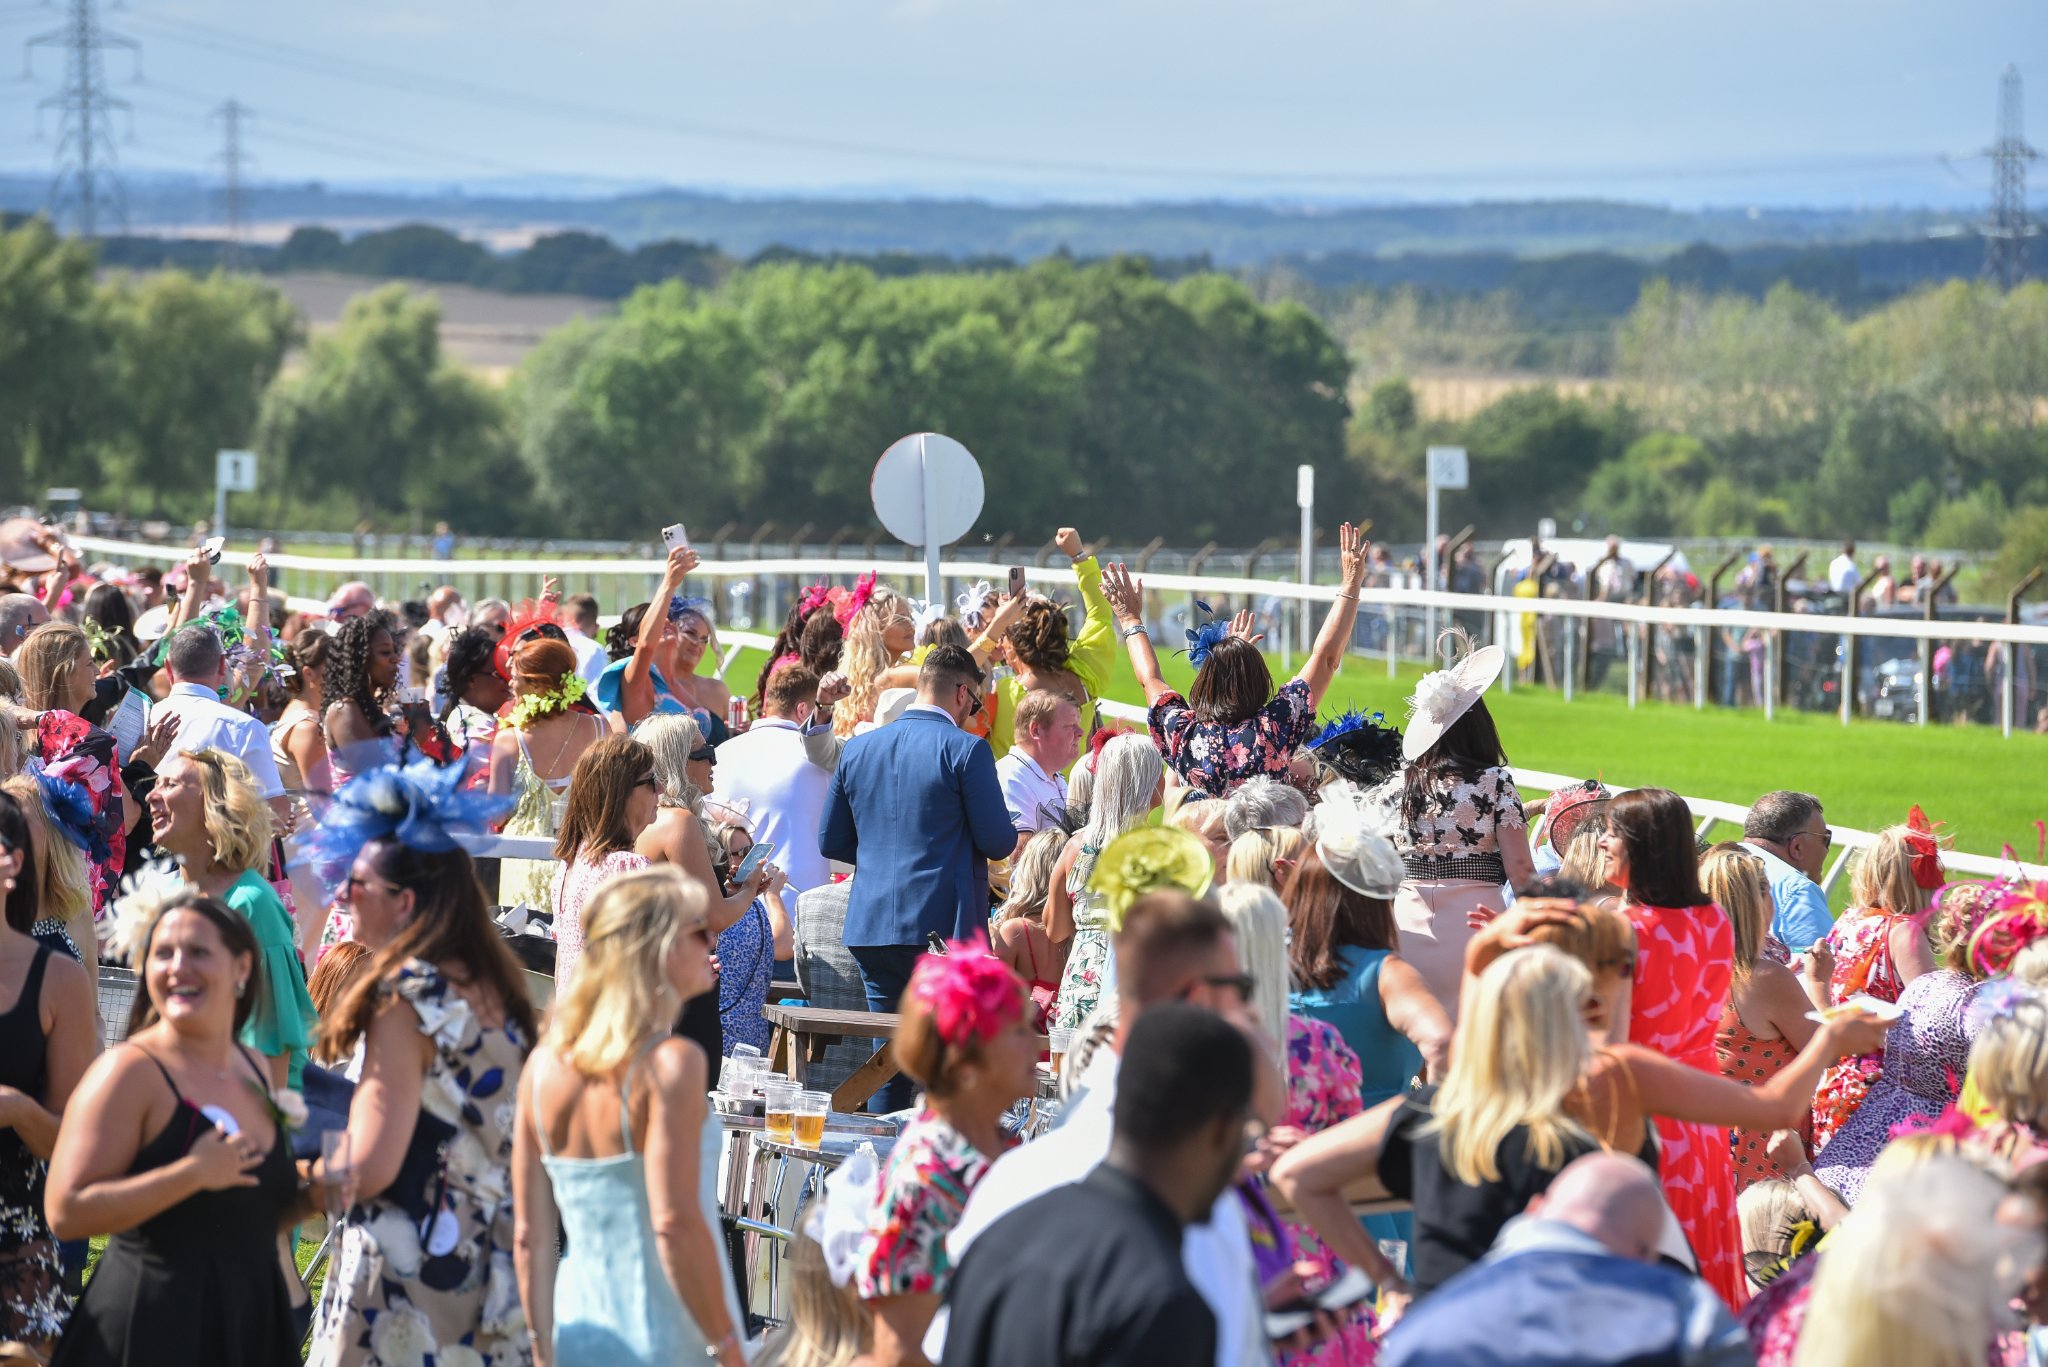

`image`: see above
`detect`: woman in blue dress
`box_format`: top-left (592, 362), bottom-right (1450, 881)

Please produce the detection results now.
top-left (593, 545), bottom-right (734, 738)
top-left (704, 813), bottom-right (791, 1057)
top-left (512, 865), bottom-right (748, 1367)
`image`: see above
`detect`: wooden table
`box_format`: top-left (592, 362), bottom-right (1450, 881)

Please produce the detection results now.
top-left (763, 1003), bottom-right (902, 1113)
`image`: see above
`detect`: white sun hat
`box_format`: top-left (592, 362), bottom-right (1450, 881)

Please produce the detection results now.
top-left (1312, 781), bottom-right (1404, 898)
top-left (1400, 641), bottom-right (1506, 762)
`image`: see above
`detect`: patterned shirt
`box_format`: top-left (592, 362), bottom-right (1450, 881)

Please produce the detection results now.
top-left (1148, 676), bottom-right (1316, 798)
top-left (853, 1107), bottom-right (1011, 1300)
top-left (1396, 764), bottom-right (1526, 858)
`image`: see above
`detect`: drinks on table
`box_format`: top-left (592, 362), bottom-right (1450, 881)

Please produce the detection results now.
top-left (792, 1090), bottom-right (829, 1149)
top-left (762, 1079), bottom-right (797, 1143)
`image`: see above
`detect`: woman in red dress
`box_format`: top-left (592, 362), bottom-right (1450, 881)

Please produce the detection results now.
top-left (1600, 787), bottom-right (1745, 1309)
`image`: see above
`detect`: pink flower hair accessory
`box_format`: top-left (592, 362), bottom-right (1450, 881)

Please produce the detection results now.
top-left (796, 582), bottom-right (835, 618)
top-left (835, 571), bottom-right (877, 627)
top-left (907, 938), bottom-right (1025, 1048)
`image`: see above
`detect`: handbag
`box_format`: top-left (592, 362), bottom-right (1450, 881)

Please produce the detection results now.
top-left (295, 1062), bottom-right (458, 1226)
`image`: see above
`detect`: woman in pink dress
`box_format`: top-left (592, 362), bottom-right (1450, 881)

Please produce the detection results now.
top-left (1600, 786), bottom-right (1746, 1309)
top-left (550, 734), bottom-right (661, 989)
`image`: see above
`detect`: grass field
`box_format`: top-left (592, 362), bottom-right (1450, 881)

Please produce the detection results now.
top-left (724, 646), bottom-right (2048, 862)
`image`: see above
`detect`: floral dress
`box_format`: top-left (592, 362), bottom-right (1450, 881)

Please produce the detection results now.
top-left (550, 849), bottom-right (649, 990)
top-left (34, 710), bottom-right (126, 924)
top-left (1050, 844), bottom-right (1112, 1031)
top-left (716, 898), bottom-right (774, 1056)
top-left (852, 1108), bottom-right (1010, 1300)
top-left (1148, 676), bottom-right (1315, 798)
top-left (1809, 907), bottom-right (1913, 1149)
top-left (1275, 1016), bottom-right (1379, 1366)
top-left (1811, 968), bottom-right (1982, 1207)
top-left (309, 961), bottom-right (532, 1367)
top-left (1626, 899), bottom-right (1745, 1310)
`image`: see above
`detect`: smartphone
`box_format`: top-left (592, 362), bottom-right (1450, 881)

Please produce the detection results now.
top-left (661, 523), bottom-right (690, 553)
top-left (201, 536), bottom-right (225, 565)
top-left (733, 840), bottom-right (775, 885)
top-left (1008, 565), bottom-right (1025, 597)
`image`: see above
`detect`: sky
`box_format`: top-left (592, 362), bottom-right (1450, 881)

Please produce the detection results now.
top-left (0, 0), bottom-right (2042, 207)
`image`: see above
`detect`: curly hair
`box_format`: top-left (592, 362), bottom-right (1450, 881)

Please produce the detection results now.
top-left (799, 609), bottom-right (843, 675)
top-left (1007, 598), bottom-right (1072, 674)
top-left (832, 586), bottom-right (906, 738)
top-left (606, 602), bottom-right (650, 662)
top-left (321, 614), bottom-right (395, 736)
top-left (439, 625), bottom-right (504, 721)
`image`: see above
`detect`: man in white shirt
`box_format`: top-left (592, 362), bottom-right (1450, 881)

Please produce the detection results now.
top-left (710, 664), bottom-right (834, 894)
top-left (155, 626), bottom-right (290, 821)
top-left (1827, 541), bottom-right (1861, 597)
top-left (560, 593), bottom-right (611, 686)
top-left (930, 890), bottom-right (1285, 1367)
top-left (993, 689), bottom-right (1083, 847)
top-left (417, 585), bottom-right (465, 646)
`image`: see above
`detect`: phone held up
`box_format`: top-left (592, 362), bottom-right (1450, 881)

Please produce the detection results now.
top-left (661, 524), bottom-right (690, 553)
top-left (1008, 565), bottom-right (1025, 598)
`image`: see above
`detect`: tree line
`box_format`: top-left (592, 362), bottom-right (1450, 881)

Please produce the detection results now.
top-left (3, 216), bottom-right (2045, 583)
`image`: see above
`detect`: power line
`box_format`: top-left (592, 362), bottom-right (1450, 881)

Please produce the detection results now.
top-left (116, 8), bottom-right (1962, 191)
top-left (211, 96), bottom-right (249, 264)
top-left (1982, 65), bottom-right (2040, 289)
top-left (24, 0), bottom-right (137, 235)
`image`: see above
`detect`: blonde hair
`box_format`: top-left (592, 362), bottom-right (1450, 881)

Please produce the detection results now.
top-left (999, 828), bottom-right (1066, 925)
top-left (0, 656), bottom-right (22, 700)
top-left (1849, 825), bottom-right (1936, 922)
top-left (1167, 795), bottom-right (1228, 854)
top-left (1214, 883), bottom-right (1290, 1051)
top-left (632, 712), bottom-right (706, 810)
top-left (1793, 1153), bottom-right (2036, 1367)
top-left (1739, 1178), bottom-right (1812, 1264)
top-left (833, 587), bottom-right (906, 738)
top-left (1701, 843), bottom-right (1773, 981)
top-left (1558, 823), bottom-right (1608, 891)
top-left (1225, 826), bottom-right (1305, 891)
top-left (0, 700), bottom-right (30, 780)
top-left (754, 1210), bottom-right (873, 1367)
top-left (1966, 996), bottom-right (2048, 1129)
top-left (1422, 945), bottom-right (1593, 1186)
top-left (17, 623), bottom-right (89, 712)
top-left (2010, 941), bottom-right (2048, 990)
top-left (545, 865), bottom-right (705, 1076)
top-left (177, 749), bottom-right (276, 875)
top-left (2, 772), bottom-right (87, 929)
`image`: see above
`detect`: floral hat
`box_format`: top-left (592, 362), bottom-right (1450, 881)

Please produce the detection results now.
top-left (1401, 639), bottom-right (1505, 762)
top-left (1544, 779), bottom-right (1612, 854)
top-left (1086, 826), bottom-right (1215, 932)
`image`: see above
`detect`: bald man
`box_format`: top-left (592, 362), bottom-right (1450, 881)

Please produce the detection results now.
top-left (1380, 1153), bottom-right (1750, 1367)
top-left (0, 594), bottom-right (49, 658)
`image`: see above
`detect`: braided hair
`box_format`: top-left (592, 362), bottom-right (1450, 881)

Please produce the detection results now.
top-left (322, 613), bottom-right (396, 737)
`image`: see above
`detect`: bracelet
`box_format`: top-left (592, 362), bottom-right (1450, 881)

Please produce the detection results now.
top-left (1335, 591), bottom-right (1358, 601)
top-left (1070, 552), bottom-right (1091, 564)
top-left (1119, 623), bottom-right (1147, 640)
top-left (705, 1331), bottom-right (739, 1359)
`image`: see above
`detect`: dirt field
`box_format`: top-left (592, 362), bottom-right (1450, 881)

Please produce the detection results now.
top-left (268, 272), bottom-right (612, 378)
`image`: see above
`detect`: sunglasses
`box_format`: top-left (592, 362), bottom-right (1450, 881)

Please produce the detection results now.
top-left (634, 773), bottom-right (659, 790)
top-left (963, 686), bottom-right (984, 717)
top-left (345, 874), bottom-right (402, 898)
top-left (1199, 972), bottom-right (1256, 1000)
top-left (689, 747), bottom-right (716, 764)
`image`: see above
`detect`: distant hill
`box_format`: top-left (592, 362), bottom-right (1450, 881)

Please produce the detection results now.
top-left (0, 175), bottom-right (1983, 264)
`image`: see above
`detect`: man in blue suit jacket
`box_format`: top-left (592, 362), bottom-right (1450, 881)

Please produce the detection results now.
top-left (819, 644), bottom-right (1016, 1108)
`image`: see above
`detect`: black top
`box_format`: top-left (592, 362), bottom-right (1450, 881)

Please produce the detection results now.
top-left (0, 946), bottom-right (53, 1227)
top-left (942, 1163), bottom-right (1216, 1367)
top-left (51, 1044), bottom-right (299, 1367)
top-left (1376, 1085), bottom-right (1657, 1296)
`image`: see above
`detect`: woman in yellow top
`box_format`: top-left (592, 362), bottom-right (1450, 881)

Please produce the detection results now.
top-left (985, 526), bottom-right (1117, 761)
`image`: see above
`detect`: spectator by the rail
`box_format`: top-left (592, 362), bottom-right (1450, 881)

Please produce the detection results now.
top-left (710, 664), bottom-right (834, 895)
top-left (416, 585), bottom-right (464, 648)
top-left (1739, 791), bottom-right (1836, 954)
top-left (819, 644), bottom-right (1013, 1111)
top-left (431, 520), bottom-right (455, 560)
top-left (1377, 1152), bottom-right (1750, 1367)
top-left (993, 689), bottom-right (1083, 845)
top-left (559, 592), bottom-right (609, 686)
top-left (1860, 556), bottom-right (1898, 611)
top-left (1826, 541), bottom-right (1861, 597)
top-left (325, 580), bottom-right (376, 623)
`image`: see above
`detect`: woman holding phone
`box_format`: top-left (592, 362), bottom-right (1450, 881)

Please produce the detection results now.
top-left (984, 527), bottom-right (1116, 762)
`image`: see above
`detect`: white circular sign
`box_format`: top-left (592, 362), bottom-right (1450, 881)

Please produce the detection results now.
top-left (870, 432), bottom-right (984, 547)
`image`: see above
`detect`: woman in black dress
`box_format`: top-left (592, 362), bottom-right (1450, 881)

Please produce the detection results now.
top-left (45, 891), bottom-right (303, 1366)
top-left (0, 788), bottom-right (98, 1352)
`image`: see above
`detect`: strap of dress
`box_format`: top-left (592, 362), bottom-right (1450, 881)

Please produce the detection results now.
top-left (126, 1044), bottom-right (187, 1105)
top-left (14, 943), bottom-right (50, 1019)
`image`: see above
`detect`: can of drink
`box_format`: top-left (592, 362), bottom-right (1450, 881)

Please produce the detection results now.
top-left (727, 695), bottom-right (749, 733)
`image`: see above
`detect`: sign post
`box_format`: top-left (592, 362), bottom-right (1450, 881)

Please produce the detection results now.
top-left (214, 449), bottom-right (258, 539)
top-left (1424, 446), bottom-right (1468, 648)
top-left (870, 433), bottom-right (985, 609)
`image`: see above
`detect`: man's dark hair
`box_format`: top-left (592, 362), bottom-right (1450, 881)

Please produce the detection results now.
top-left (399, 599), bottom-right (430, 631)
top-left (1516, 873), bottom-right (1591, 901)
top-left (919, 643), bottom-right (980, 694)
top-left (563, 593), bottom-right (600, 633)
top-left (1113, 1003), bottom-right (1253, 1153)
top-left (764, 663), bottom-right (820, 716)
top-left (164, 624), bottom-right (226, 680)
top-left (1744, 791), bottom-right (1822, 844)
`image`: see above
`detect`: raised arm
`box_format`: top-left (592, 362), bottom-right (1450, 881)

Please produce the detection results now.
top-left (1615, 1010), bottom-right (1886, 1134)
top-left (173, 547), bottom-right (213, 633)
top-left (1295, 521), bottom-right (1369, 709)
top-left (622, 546), bottom-right (697, 726)
top-left (1059, 528), bottom-right (1117, 698)
top-left (1100, 563), bottom-right (1175, 706)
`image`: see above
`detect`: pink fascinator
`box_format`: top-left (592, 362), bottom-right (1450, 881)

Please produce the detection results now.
top-left (908, 939), bottom-right (1025, 1047)
top-left (796, 582), bottom-right (836, 618)
top-left (835, 572), bottom-right (877, 626)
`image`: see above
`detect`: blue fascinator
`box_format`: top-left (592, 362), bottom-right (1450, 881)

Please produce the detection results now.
top-left (303, 750), bottom-right (514, 901)
top-left (668, 594), bottom-right (715, 624)
top-left (26, 760), bottom-right (111, 865)
top-left (1181, 600), bottom-right (1230, 668)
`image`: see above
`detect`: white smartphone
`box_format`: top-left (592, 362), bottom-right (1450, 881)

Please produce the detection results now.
top-left (661, 523), bottom-right (690, 552)
top-left (200, 536), bottom-right (225, 565)
top-left (733, 841), bottom-right (775, 884)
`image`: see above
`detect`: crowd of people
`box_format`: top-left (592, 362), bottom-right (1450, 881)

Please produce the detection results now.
top-left (0, 518), bottom-right (2042, 1367)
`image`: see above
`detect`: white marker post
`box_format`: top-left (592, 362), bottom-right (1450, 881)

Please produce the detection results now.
top-left (1423, 446), bottom-right (1468, 649)
top-left (871, 432), bottom-right (985, 610)
top-left (1297, 464), bottom-right (1315, 658)
top-left (215, 449), bottom-right (257, 539)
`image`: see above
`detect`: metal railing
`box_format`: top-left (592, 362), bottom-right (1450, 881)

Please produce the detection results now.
top-left (72, 535), bottom-right (2048, 738)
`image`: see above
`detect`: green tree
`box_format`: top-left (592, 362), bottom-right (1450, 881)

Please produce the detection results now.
top-left (1365, 377), bottom-right (1417, 434)
top-left (1815, 392), bottom-right (1949, 537)
top-left (0, 220), bottom-right (106, 494)
top-left (255, 284), bottom-right (511, 525)
top-left (1577, 432), bottom-right (1710, 536)
top-left (1920, 485), bottom-right (2010, 552)
top-left (1991, 505), bottom-right (2048, 591)
top-left (96, 270), bottom-right (301, 514)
